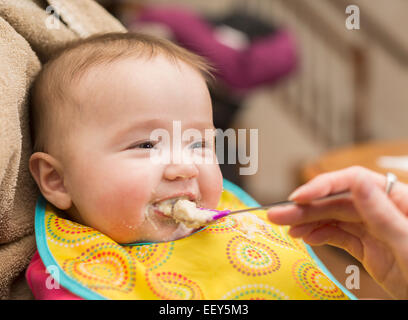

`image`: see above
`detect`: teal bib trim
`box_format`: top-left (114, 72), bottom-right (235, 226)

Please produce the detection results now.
top-left (35, 196), bottom-right (106, 300)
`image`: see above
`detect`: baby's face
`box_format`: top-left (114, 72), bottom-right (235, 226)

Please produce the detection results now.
top-left (59, 56), bottom-right (223, 243)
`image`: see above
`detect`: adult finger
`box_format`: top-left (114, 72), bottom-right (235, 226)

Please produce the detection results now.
top-left (352, 171), bottom-right (408, 249)
top-left (288, 219), bottom-right (338, 238)
top-left (267, 198), bottom-right (360, 226)
top-left (289, 220), bottom-right (366, 241)
top-left (289, 166), bottom-right (387, 203)
top-left (302, 224), bottom-right (364, 261)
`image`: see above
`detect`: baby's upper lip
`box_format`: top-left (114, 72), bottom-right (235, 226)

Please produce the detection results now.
top-left (152, 192), bottom-right (198, 204)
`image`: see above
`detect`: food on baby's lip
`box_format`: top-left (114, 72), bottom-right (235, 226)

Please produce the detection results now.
top-left (156, 198), bottom-right (220, 228)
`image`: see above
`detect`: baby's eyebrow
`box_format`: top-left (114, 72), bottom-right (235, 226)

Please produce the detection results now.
top-left (120, 119), bottom-right (214, 135)
top-left (108, 119), bottom-right (163, 146)
top-left (187, 122), bottom-right (216, 131)
top-left (114, 118), bottom-right (165, 136)
top-left (110, 119), bottom-right (215, 145)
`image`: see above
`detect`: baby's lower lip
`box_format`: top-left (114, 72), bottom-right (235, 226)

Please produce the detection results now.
top-left (153, 208), bottom-right (171, 218)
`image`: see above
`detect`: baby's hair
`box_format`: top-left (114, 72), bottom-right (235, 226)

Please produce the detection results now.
top-left (30, 32), bottom-right (214, 153)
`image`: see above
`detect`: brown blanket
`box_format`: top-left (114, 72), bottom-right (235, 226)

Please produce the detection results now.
top-left (0, 0), bottom-right (125, 299)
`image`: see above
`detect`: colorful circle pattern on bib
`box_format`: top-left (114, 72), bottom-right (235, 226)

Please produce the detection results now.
top-left (292, 258), bottom-right (347, 300)
top-left (204, 215), bottom-right (240, 234)
top-left (63, 242), bottom-right (136, 293)
top-left (259, 221), bottom-right (308, 254)
top-left (46, 213), bottom-right (100, 245)
top-left (146, 270), bottom-right (204, 300)
top-left (221, 284), bottom-right (289, 300)
top-left (131, 242), bottom-right (174, 270)
top-left (226, 235), bottom-right (280, 276)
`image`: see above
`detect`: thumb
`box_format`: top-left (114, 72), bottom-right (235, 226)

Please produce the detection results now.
top-left (352, 172), bottom-right (408, 248)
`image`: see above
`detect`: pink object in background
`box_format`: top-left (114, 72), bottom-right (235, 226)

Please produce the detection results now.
top-left (135, 6), bottom-right (298, 93)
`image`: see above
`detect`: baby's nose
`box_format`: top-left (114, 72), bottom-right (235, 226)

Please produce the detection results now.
top-left (164, 163), bottom-right (199, 181)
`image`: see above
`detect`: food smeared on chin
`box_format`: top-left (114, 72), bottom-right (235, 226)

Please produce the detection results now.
top-left (154, 197), bottom-right (217, 228)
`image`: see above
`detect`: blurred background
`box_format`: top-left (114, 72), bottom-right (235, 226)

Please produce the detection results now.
top-left (96, 0), bottom-right (408, 299)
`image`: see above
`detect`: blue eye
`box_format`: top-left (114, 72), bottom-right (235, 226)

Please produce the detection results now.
top-left (190, 141), bottom-right (206, 149)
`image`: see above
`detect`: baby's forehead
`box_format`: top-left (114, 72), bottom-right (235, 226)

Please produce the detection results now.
top-left (71, 55), bottom-right (207, 104)
top-left (32, 33), bottom-right (213, 153)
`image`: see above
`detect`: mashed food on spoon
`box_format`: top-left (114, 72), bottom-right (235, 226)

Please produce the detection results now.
top-left (157, 199), bottom-right (216, 228)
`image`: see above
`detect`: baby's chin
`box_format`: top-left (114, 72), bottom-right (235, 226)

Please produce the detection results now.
top-left (113, 222), bottom-right (196, 245)
top-left (144, 223), bottom-right (197, 243)
top-left (162, 223), bottom-right (196, 241)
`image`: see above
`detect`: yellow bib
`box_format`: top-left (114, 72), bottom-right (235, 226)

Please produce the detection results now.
top-left (35, 180), bottom-right (355, 300)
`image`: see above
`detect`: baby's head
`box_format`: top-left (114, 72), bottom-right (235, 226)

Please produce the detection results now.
top-left (29, 32), bottom-right (223, 244)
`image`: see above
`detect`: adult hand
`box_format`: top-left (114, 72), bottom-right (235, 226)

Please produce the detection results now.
top-left (267, 166), bottom-right (408, 299)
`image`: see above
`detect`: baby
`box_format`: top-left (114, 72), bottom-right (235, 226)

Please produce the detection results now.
top-left (26, 32), bottom-right (353, 300)
top-left (29, 32), bottom-right (223, 244)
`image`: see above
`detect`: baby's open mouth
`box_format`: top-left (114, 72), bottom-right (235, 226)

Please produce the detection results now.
top-left (149, 196), bottom-right (216, 228)
top-left (152, 196), bottom-right (189, 216)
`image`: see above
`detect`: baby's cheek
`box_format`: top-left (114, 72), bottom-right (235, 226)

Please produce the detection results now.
top-left (99, 176), bottom-right (151, 216)
top-left (199, 165), bottom-right (223, 208)
top-left (68, 158), bottom-right (157, 242)
top-left (89, 181), bottom-right (150, 241)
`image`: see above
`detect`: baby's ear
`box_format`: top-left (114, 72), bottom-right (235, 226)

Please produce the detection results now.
top-left (29, 152), bottom-right (72, 210)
